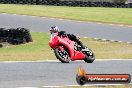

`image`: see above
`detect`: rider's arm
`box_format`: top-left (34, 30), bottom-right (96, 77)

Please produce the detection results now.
top-left (67, 33), bottom-right (78, 41)
top-left (58, 31), bottom-right (66, 36)
top-left (58, 31), bottom-right (78, 40)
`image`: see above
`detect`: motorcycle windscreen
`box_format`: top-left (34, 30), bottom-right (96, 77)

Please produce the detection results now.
top-left (50, 33), bottom-right (55, 39)
top-left (49, 33), bottom-right (59, 49)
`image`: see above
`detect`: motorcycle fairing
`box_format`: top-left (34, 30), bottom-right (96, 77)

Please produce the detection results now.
top-left (58, 36), bottom-right (85, 60)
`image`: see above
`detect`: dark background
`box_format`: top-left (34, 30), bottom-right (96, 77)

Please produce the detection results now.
top-left (0, 0), bottom-right (132, 8)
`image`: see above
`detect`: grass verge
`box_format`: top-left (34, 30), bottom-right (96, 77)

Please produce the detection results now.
top-left (0, 32), bottom-right (132, 61)
top-left (0, 4), bottom-right (132, 25)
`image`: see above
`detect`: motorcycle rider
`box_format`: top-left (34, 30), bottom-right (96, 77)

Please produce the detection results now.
top-left (50, 26), bottom-right (88, 50)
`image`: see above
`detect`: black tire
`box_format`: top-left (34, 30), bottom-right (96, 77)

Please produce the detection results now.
top-left (54, 47), bottom-right (70, 63)
top-left (83, 48), bottom-right (95, 63)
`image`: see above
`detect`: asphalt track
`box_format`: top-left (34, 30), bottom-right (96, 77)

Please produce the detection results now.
top-left (0, 14), bottom-right (132, 88)
top-left (0, 13), bottom-right (132, 43)
top-left (0, 60), bottom-right (132, 88)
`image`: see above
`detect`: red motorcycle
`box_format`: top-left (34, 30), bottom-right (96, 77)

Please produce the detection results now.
top-left (49, 32), bottom-right (95, 63)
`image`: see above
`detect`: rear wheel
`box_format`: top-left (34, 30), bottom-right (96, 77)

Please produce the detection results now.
top-left (54, 47), bottom-right (70, 63)
top-left (83, 48), bottom-right (95, 63)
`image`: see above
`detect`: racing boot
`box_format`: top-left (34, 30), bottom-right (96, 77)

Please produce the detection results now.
top-left (81, 47), bottom-right (90, 52)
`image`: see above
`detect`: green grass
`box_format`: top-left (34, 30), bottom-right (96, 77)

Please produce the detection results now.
top-left (0, 32), bottom-right (55, 61)
top-left (0, 32), bottom-right (132, 61)
top-left (81, 38), bottom-right (132, 59)
top-left (0, 4), bottom-right (132, 25)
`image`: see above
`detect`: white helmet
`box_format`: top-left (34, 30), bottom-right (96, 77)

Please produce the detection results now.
top-left (50, 26), bottom-right (59, 32)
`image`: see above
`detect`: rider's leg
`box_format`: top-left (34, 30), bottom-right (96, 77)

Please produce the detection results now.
top-left (68, 34), bottom-right (86, 49)
top-left (76, 40), bottom-right (85, 49)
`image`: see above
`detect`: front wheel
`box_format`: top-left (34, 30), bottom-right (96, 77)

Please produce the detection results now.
top-left (54, 47), bottom-right (70, 63)
top-left (83, 48), bottom-right (95, 63)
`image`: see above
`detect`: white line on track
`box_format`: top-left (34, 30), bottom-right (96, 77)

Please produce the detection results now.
top-left (102, 39), bottom-right (107, 41)
top-left (16, 87), bottom-right (38, 88)
top-left (90, 37), bottom-right (132, 44)
top-left (84, 37), bottom-right (88, 38)
top-left (109, 24), bottom-right (114, 26)
top-left (0, 59), bottom-right (132, 63)
top-left (118, 41), bottom-right (123, 43)
top-left (97, 23), bottom-right (103, 24)
top-left (42, 86), bottom-right (63, 88)
top-left (18, 84), bottom-right (131, 88)
top-left (119, 25), bottom-right (124, 27)
top-left (65, 84), bottom-right (127, 87)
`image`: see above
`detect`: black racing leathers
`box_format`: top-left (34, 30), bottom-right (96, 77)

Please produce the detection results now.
top-left (58, 31), bottom-right (85, 48)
